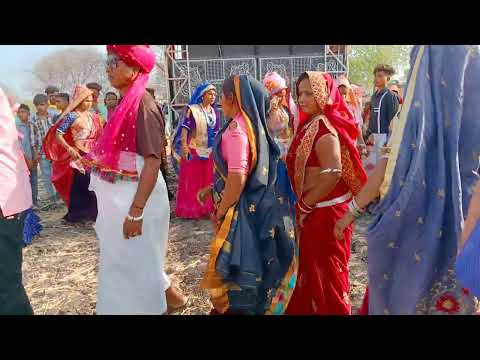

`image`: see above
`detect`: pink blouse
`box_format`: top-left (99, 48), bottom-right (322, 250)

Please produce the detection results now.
top-left (0, 88), bottom-right (32, 217)
top-left (221, 113), bottom-right (251, 175)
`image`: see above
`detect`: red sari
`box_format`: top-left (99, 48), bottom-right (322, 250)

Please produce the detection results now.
top-left (43, 113), bottom-right (102, 207)
top-left (285, 72), bottom-right (367, 315)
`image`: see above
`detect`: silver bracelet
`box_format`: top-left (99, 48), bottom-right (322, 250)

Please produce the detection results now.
top-left (319, 168), bottom-right (342, 175)
top-left (352, 198), bottom-right (366, 214)
top-left (348, 203), bottom-right (362, 218)
top-left (348, 199), bottom-right (365, 219)
top-left (126, 213), bottom-right (144, 222)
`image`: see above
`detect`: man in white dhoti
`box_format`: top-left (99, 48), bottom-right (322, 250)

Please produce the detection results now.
top-left (84, 45), bottom-right (186, 315)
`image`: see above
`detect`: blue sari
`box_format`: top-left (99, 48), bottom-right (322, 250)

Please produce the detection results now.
top-left (201, 75), bottom-right (297, 315)
top-left (368, 45), bottom-right (480, 315)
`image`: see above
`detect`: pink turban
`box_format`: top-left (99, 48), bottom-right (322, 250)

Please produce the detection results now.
top-left (107, 45), bottom-right (156, 74)
top-left (263, 72), bottom-right (288, 95)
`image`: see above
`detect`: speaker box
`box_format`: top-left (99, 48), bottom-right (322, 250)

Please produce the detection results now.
top-left (219, 45), bottom-right (256, 57)
top-left (291, 45), bottom-right (325, 55)
top-left (255, 45), bottom-right (291, 56)
top-left (188, 45), bottom-right (221, 59)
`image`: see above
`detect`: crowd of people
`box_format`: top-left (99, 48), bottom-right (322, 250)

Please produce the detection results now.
top-left (1, 44), bottom-right (480, 315)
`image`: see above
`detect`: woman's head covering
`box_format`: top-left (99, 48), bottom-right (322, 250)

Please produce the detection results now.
top-left (337, 74), bottom-right (361, 111)
top-left (298, 71), bottom-right (367, 194)
top-left (203, 75), bottom-right (297, 314)
top-left (56, 85), bottom-right (93, 123)
top-left (188, 82), bottom-right (216, 105)
top-left (263, 72), bottom-right (288, 95)
top-left (262, 72), bottom-right (298, 132)
top-left (336, 75), bottom-right (351, 89)
top-left (84, 45), bottom-right (156, 183)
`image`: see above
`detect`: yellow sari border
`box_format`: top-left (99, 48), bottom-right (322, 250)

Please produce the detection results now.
top-left (380, 45), bottom-right (425, 198)
top-left (200, 204), bottom-right (236, 313)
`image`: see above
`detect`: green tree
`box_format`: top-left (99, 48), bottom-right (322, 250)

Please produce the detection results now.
top-left (349, 45), bottom-right (412, 93)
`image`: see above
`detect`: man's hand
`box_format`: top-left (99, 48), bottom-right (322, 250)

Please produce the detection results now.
top-left (357, 143), bottom-right (368, 158)
top-left (367, 134), bottom-right (375, 146)
top-left (123, 207), bottom-right (144, 240)
top-left (32, 150), bottom-right (40, 167)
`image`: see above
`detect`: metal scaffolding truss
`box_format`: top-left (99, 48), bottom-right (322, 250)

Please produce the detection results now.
top-left (164, 45), bottom-right (192, 120)
top-left (164, 45), bottom-right (348, 125)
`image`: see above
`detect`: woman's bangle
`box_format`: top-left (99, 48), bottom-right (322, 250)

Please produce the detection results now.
top-left (297, 198), bottom-right (314, 214)
top-left (297, 201), bottom-right (313, 215)
top-left (348, 198), bottom-right (365, 219)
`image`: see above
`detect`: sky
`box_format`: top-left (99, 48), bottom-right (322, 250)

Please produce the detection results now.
top-left (0, 45), bottom-right (106, 101)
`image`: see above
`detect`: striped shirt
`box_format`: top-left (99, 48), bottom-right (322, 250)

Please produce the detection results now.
top-left (30, 113), bottom-right (54, 154)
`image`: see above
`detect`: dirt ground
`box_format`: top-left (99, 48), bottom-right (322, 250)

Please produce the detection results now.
top-left (23, 175), bottom-right (368, 315)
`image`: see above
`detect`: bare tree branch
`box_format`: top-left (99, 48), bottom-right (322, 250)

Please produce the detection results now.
top-left (25, 47), bottom-right (112, 99)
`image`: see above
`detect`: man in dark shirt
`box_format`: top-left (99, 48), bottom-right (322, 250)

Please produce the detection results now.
top-left (366, 64), bottom-right (399, 170)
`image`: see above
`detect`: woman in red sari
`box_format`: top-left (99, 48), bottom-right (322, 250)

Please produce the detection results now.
top-left (43, 85), bottom-right (102, 223)
top-left (285, 72), bottom-right (367, 315)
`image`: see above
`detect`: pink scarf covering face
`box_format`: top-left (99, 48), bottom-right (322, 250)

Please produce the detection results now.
top-left (84, 45), bottom-right (155, 183)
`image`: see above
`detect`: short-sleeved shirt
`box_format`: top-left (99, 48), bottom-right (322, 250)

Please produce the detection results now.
top-left (30, 113), bottom-right (54, 154)
top-left (221, 113), bottom-right (251, 175)
top-left (136, 92), bottom-right (166, 161)
top-left (48, 106), bottom-right (60, 118)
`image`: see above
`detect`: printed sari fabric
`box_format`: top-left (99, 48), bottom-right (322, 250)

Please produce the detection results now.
top-left (285, 72), bottom-right (366, 315)
top-left (368, 45), bottom-right (480, 315)
top-left (201, 75), bottom-right (297, 315)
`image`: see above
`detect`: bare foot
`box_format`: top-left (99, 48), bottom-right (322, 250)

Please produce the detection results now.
top-left (166, 286), bottom-right (188, 313)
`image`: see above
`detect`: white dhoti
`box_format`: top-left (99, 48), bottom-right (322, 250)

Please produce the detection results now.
top-left (363, 133), bottom-right (388, 176)
top-left (90, 155), bottom-right (170, 315)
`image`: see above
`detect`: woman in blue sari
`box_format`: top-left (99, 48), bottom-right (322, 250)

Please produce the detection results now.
top-left (172, 82), bottom-right (221, 219)
top-left (199, 75), bottom-right (297, 315)
top-left (334, 45), bottom-right (480, 314)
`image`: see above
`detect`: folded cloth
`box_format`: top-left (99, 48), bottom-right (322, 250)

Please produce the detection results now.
top-left (22, 208), bottom-right (42, 246)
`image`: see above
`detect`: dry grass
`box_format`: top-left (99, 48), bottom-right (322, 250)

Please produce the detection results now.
top-left (23, 176), bottom-right (368, 315)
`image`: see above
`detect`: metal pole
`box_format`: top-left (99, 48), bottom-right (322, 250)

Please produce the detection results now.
top-left (324, 45), bottom-right (328, 72)
top-left (164, 45), bottom-right (175, 138)
top-left (185, 45), bottom-right (192, 99)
